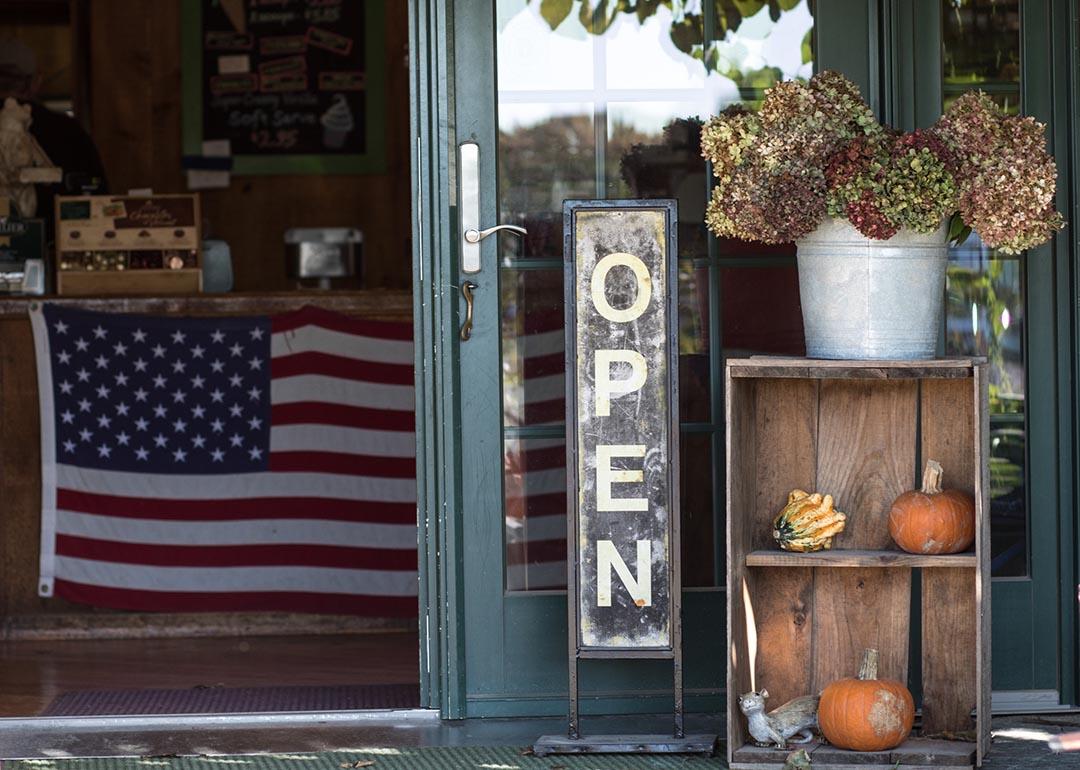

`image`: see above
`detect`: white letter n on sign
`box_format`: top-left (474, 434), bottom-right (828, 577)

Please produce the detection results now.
top-left (596, 539), bottom-right (652, 607)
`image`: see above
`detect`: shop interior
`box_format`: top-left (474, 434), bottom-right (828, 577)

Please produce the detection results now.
top-left (0, 0), bottom-right (417, 718)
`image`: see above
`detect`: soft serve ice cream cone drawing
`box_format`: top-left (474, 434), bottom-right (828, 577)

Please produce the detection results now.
top-left (320, 94), bottom-right (354, 149)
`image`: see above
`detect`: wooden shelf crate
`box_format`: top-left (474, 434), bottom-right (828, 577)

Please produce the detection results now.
top-left (725, 358), bottom-right (990, 770)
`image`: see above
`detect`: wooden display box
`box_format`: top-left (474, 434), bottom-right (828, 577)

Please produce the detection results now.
top-left (726, 358), bottom-right (990, 770)
top-left (55, 194), bottom-right (202, 296)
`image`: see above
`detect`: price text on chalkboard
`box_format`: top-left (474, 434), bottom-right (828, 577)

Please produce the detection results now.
top-left (198, 0), bottom-right (368, 157)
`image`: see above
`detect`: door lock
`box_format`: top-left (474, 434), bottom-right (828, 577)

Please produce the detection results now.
top-left (460, 281), bottom-right (477, 341)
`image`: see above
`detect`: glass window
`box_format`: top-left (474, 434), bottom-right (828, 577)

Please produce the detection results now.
top-left (941, 0), bottom-right (1025, 576)
top-left (497, 0), bottom-right (814, 590)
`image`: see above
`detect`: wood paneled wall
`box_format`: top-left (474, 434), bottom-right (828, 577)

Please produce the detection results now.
top-left (86, 0), bottom-right (412, 291)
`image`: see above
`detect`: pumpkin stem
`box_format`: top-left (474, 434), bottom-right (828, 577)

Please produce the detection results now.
top-left (857, 648), bottom-right (880, 680)
top-left (921, 459), bottom-right (944, 495)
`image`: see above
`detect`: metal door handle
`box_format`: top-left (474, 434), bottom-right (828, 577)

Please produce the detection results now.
top-left (464, 224), bottom-right (527, 244)
top-left (459, 141), bottom-right (528, 273)
top-left (460, 281), bottom-right (477, 341)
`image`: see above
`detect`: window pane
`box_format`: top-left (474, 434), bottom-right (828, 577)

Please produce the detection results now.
top-left (942, 0), bottom-right (1025, 578)
top-left (501, 268), bottom-right (565, 428)
top-left (945, 239), bottom-right (1026, 576)
top-left (505, 436), bottom-right (567, 591)
top-left (497, 0), bottom-right (814, 590)
top-left (680, 262), bottom-right (712, 423)
top-left (721, 265), bottom-right (805, 356)
top-left (681, 432), bottom-right (717, 587)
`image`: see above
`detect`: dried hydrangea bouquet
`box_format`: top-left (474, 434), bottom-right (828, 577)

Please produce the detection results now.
top-left (700, 71), bottom-right (1063, 359)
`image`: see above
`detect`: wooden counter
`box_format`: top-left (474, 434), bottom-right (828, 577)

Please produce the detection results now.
top-left (0, 290), bottom-right (413, 636)
top-left (0, 290), bottom-right (413, 320)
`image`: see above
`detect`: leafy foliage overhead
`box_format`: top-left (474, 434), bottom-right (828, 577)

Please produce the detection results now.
top-left (534, 0), bottom-right (802, 60)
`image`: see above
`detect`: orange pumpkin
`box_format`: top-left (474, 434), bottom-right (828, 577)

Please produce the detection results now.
top-left (888, 459), bottom-right (975, 555)
top-left (819, 648), bottom-right (915, 752)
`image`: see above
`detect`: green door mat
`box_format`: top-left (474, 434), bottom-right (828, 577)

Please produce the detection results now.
top-left (1, 748), bottom-right (726, 770)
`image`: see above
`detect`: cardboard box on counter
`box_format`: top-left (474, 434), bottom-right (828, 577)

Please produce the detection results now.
top-left (55, 194), bottom-right (203, 296)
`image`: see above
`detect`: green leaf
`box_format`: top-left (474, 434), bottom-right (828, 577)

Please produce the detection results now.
top-left (540, 0), bottom-right (574, 29)
top-left (669, 14), bottom-right (704, 54)
top-left (800, 28), bottom-right (813, 64)
top-left (776, 0), bottom-right (802, 10)
top-left (732, 0), bottom-right (765, 18)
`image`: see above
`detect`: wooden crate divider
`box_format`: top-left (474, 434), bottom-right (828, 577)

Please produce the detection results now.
top-left (726, 357), bottom-right (990, 770)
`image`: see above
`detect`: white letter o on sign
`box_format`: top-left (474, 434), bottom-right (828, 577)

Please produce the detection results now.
top-left (590, 252), bottom-right (651, 323)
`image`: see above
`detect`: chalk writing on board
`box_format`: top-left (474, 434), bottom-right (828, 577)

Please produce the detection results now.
top-left (200, 0), bottom-right (368, 156)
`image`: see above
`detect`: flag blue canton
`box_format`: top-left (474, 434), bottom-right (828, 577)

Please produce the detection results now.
top-left (44, 305), bottom-right (273, 474)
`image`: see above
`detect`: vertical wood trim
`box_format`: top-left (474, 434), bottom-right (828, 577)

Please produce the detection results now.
top-left (726, 374), bottom-right (755, 763)
top-left (814, 0), bottom-right (879, 114)
top-left (975, 365), bottom-right (992, 763)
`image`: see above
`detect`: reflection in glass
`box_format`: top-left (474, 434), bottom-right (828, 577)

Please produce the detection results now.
top-left (502, 269), bottom-right (565, 427)
top-left (942, 0), bottom-right (1025, 577)
top-left (945, 237), bottom-right (1026, 576)
top-left (497, 0), bottom-right (814, 590)
top-left (945, 243), bottom-right (1024, 412)
top-left (681, 433), bottom-right (716, 587)
top-left (680, 263), bottom-right (711, 423)
top-left (942, 0), bottom-right (1020, 115)
top-left (611, 111), bottom-right (709, 260)
top-left (721, 266), bottom-right (805, 356)
top-left (505, 437), bottom-right (567, 591)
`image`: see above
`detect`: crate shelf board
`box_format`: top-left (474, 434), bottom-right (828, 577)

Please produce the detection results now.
top-left (731, 737), bottom-right (976, 770)
top-left (727, 356), bottom-right (984, 380)
top-left (746, 549), bottom-right (977, 568)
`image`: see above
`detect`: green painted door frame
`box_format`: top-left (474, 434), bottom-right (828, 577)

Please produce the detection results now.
top-left (410, 0), bottom-right (1080, 718)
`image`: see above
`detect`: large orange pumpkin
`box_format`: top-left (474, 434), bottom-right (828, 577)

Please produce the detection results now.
top-left (818, 648), bottom-right (914, 752)
top-left (888, 459), bottom-right (975, 555)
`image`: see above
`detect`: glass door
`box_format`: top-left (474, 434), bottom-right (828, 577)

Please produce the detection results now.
top-left (450, 0), bottom-right (817, 717)
top-left (909, 0), bottom-right (1070, 707)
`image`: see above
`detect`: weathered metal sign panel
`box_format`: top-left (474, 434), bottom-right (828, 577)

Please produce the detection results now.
top-left (564, 200), bottom-right (679, 653)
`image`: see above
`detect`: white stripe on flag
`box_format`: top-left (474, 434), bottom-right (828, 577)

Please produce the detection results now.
top-left (57, 464), bottom-right (417, 503)
top-left (506, 561), bottom-right (566, 591)
top-left (56, 510), bottom-right (418, 549)
top-left (271, 375), bottom-right (415, 411)
top-left (505, 467), bottom-right (566, 496)
top-left (505, 373), bottom-right (563, 404)
top-left (506, 328), bottom-right (564, 358)
top-left (270, 424), bottom-right (416, 457)
top-left (55, 557), bottom-right (419, 596)
top-left (272, 326), bottom-right (413, 364)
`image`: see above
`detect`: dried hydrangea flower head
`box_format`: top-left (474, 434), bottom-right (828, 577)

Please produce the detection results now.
top-left (935, 92), bottom-right (1064, 253)
top-left (700, 71), bottom-right (1063, 252)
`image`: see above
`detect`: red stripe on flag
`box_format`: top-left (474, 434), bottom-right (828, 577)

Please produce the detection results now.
top-left (57, 489), bottom-right (416, 524)
top-left (271, 306), bottom-right (413, 340)
top-left (271, 402), bottom-right (415, 432)
top-left (54, 580), bottom-right (419, 617)
top-left (523, 352), bottom-right (564, 379)
top-left (506, 538), bottom-right (567, 565)
top-left (269, 451), bottom-right (416, 477)
top-left (56, 535), bottom-right (417, 570)
top-left (271, 352), bottom-right (414, 385)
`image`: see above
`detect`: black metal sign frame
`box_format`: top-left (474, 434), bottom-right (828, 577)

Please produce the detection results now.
top-left (535, 199), bottom-right (713, 757)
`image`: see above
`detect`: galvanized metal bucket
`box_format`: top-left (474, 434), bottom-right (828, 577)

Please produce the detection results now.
top-left (795, 218), bottom-right (949, 360)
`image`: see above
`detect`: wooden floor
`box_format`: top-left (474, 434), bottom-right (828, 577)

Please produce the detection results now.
top-left (0, 631), bottom-right (418, 717)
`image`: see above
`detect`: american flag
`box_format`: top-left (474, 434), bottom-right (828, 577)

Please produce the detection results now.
top-left (30, 303), bottom-right (418, 616)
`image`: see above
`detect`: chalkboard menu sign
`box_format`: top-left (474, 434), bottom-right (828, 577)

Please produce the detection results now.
top-left (182, 0), bottom-right (385, 174)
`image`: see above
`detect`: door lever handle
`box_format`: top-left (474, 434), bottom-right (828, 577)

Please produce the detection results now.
top-left (460, 281), bottom-right (477, 341)
top-left (464, 224), bottom-right (527, 244)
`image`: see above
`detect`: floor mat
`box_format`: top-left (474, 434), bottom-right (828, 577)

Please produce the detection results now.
top-left (0, 748), bottom-right (725, 769)
top-left (39, 683), bottom-right (421, 716)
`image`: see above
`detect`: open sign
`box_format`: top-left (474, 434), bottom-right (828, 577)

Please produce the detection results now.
top-left (564, 200), bottom-right (680, 653)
